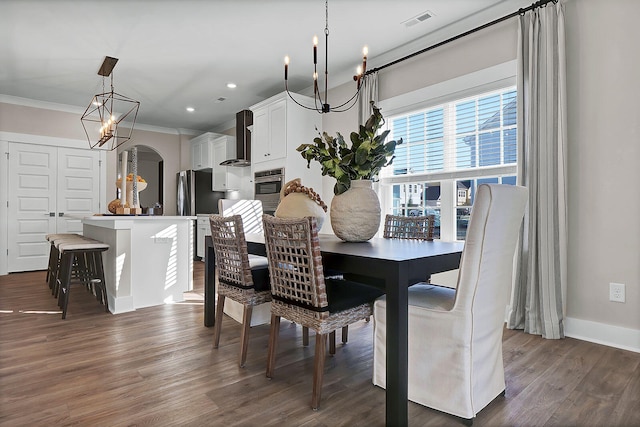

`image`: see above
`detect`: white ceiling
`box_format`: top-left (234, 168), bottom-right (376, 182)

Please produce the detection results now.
top-left (0, 0), bottom-right (531, 134)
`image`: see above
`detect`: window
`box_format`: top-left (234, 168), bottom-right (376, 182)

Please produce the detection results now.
top-left (380, 86), bottom-right (518, 241)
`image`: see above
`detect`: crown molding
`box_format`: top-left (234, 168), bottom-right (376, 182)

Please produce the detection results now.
top-left (0, 94), bottom-right (201, 136)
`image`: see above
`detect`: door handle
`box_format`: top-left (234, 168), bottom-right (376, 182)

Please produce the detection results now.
top-left (46, 212), bottom-right (55, 217)
top-left (58, 212), bottom-right (64, 217)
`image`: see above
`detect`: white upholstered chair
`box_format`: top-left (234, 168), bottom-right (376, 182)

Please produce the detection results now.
top-left (373, 184), bottom-right (528, 424)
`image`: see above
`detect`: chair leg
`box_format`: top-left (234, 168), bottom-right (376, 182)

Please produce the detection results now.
top-left (329, 331), bottom-right (336, 355)
top-left (342, 326), bottom-right (348, 344)
top-left (213, 295), bottom-right (225, 348)
top-left (311, 332), bottom-right (327, 410)
top-left (93, 251), bottom-right (109, 312)
top-left (239, 305), bottom-right (253, 368)
top-left (50, 247), bottom-right (60, 295)
top-left (303, 326), bottom-right (309, 347)
top-left (266, 314), bottom-right (281, 379)
top-left (59, 252), bottom-right (74, 319)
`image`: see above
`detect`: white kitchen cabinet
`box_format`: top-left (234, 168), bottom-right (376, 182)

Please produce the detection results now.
top-left (212, 135), bottom-right (241, 191)
top-left (196, 214), bottom-right (211, 260)
top-left (190, 132), bottom-right (220, 170)
top-left (251, 97), bottom-right (287, 166)
top-left (250, 91), bottom-right (323, 191)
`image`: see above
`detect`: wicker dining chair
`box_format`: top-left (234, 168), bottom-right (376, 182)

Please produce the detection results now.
top-left (262, 214), bottom-right (384, 410)
top-left (209, 214), bottom-right (272, 368)
top-left (383, 214), bottom-right (435, 241)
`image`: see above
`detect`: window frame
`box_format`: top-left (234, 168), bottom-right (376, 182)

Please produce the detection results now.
top-left (377, 61), bottom-right (518, 241)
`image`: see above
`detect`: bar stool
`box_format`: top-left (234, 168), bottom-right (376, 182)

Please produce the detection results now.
top-left (45, 233), bottom-right (83, 285)
top-left (47, 234), bottom-right (90, 296)
top-left (56, 239), bottom-right (110, 319)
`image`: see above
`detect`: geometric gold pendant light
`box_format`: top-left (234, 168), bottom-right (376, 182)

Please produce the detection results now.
top-left (81, 56), bottom-right (140, 151)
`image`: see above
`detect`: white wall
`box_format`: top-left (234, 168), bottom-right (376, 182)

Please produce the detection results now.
top-left (563, 0), bottom-right (639, 349)
top-left (323, 0), bottom-right (639, 351)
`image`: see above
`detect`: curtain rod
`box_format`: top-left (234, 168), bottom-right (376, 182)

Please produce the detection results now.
top-left (366, 0), bottom-right (557, 75)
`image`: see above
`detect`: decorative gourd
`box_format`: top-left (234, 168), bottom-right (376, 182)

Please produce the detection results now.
top-left (275, 178), bottom-right (327, 230)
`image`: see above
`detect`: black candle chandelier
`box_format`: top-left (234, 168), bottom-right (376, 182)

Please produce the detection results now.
top-left (81, 56), bottom-right (140, 151)
top-left (284, 0), bottom-right (368, 113)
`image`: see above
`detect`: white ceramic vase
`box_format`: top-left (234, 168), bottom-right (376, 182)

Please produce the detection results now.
top-left (330, 179), bottom-right (380, 242)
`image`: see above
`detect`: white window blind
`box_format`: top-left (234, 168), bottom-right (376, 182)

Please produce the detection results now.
top-left (383, 87), bottom-right (517, 179)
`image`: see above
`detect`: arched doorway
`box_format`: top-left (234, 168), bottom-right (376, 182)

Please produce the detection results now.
top-left (119, 145), bottom-right (164, 210)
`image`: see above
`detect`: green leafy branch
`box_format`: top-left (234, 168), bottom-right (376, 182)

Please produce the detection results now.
top-left (297, 104), bottom-right (402, 195)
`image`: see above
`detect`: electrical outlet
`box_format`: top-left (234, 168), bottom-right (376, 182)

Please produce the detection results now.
top-left (609, 283), bottom-right (625, 303)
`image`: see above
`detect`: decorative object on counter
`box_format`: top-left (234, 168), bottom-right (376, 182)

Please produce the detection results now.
top-left (275, 178), bottom-right (327, 230)
top-left (115, 174), bottom-right (147, 214)
top-left (143, 203), bottom-right (163, 216)
top-left (107, 198), bottom-right (122, 214)
top-left (116, 147), bottom-right (145, 215)
top-left (283, 0), bottom-right (368, 113)
top-left (80, 56), bottom-right (140, 151)
top-left (297, 104), bottom-right (401, 241)
top-left (120, 150), bottom-right (128, 206)
top-left (131, 146), bottom-right (139, 209)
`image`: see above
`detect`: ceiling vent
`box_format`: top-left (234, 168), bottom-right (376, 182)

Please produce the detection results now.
top-left (403, 10), bottom-right (434, 27)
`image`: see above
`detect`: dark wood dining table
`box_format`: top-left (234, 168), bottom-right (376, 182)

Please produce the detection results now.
top-left (204, 233), bottom-right (464, 426)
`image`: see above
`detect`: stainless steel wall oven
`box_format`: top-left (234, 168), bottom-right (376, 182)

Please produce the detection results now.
top-left (254, 168), bottom-right (284, 215)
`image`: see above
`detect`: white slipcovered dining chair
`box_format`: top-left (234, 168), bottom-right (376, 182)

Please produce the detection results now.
top-left (373, 184), bottom-right (528, 425)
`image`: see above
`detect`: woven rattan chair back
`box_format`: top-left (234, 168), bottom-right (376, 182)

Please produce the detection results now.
top-left (209, 214), bottom-right (271, 368)
top-left (262, 214), bottom-right (382, 410)
top-left (209, 214), bottom-right (254, 289)
top-left (261, 214), bottom-right (327, 312)
top-left (383, 214), bottom-right (435, 241)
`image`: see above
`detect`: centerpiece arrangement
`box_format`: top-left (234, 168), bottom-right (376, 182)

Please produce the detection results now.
top-left (297, 104), bottom-right (402, 241)
top-left (108, 147), bottom-right (147, 215)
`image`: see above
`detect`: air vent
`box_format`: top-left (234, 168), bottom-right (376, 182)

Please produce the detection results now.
top-left (403, 10), bottom-right (433, 27)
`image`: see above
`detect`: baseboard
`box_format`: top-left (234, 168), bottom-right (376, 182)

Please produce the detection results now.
top-left (110, 295), bottom-right (134, 314)
top-left (565, 317), bottom-right (640, 353)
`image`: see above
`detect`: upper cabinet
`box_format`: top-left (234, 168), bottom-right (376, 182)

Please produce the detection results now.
top-left (252, 97), bottom-right (287, 166)
top-left (250, 92), bottom-right (322, 188)
top-left (190, 132), bottom-right (219, 170)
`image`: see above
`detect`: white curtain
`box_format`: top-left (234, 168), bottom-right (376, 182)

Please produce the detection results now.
top-left (358, 72), bottom-right (378, 126)
top-left (508, 2), bottom-right (567, 339)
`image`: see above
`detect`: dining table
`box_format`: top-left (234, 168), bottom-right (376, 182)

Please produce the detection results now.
top-left (204, 233), bottom-right (464, 426)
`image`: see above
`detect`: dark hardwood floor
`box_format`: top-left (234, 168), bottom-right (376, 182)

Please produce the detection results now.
top-left (1, 263), bottom-right (638, 426)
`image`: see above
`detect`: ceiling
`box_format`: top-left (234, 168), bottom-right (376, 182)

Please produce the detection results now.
top-left (0, 0), bottom-right (531, 134)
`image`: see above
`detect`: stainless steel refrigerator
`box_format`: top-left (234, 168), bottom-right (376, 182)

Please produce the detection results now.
top-left (176, 170), bottom-right (225, 216)
top-left (177, 170), bottom-right (225, 260)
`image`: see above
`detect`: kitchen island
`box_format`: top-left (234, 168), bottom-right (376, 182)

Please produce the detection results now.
top-left (83, 215), bottom-right (196, 314)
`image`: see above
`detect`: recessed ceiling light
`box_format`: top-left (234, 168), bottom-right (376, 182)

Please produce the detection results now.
top-left (226, 82), bottom-right (237, 89)
top-left (186, 107), bottom-right (195, 112)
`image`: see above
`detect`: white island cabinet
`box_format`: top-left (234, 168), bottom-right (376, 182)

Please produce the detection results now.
top-left (82, 216), bottom-right (196, 314)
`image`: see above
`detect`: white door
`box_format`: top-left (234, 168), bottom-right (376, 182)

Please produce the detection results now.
top-left (7, 144), bottom-right (57, 272)
top-left (7, 143), bottom-right (100, 272)
top-left (56, 147), bottom-right (100, 234)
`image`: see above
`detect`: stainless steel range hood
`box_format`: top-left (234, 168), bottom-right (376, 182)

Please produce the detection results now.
top-left (220, 110), bottom-right (252, 167)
